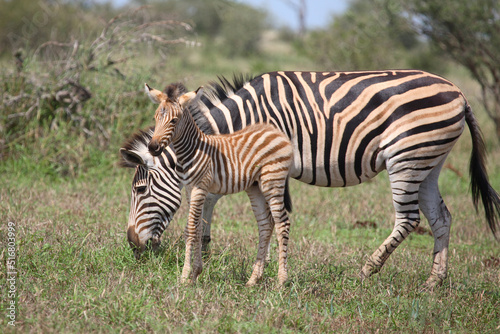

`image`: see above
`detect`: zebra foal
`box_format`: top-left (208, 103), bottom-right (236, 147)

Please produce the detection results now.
top-left (145, 83), bottom-right (293, 285)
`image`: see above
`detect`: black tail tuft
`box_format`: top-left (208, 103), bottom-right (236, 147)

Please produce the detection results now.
top-left (284, 178), bottom-right (293, 213)
top-left (465, 104), bottom-right (500, 240)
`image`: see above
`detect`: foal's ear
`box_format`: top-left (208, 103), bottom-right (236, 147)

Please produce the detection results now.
top-left (145, 83), bottom-right (167, 104)
top-left (179, 86), bottom-right (204, 108)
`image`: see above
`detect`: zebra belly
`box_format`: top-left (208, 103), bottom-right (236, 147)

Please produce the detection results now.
top-left (289, 156), bottom-right (384, 188)
top-left (207, 176), bottom-right (257, 195)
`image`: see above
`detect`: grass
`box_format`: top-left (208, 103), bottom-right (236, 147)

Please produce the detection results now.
top-left (1, 32), bottom-right (500, 332)
top-left (1, 126), bottom-right (499, 333)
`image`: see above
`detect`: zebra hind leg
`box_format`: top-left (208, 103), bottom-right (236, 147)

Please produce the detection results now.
top-left (201, 193), bottom-right (222, 255)
top-left (360, 174), bottom-right (422, 280)
top-left (245, 185), bottom-right (274, 287)
top-left (263, 188), bottom-right (291, 287)
top-left (418, 161), bottom-right (452, 291)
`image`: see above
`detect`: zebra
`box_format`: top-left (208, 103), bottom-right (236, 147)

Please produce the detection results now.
top-left (119, 127), bottom-right (182, 259)
top-left (145, 84), bottom-right (294, 285)
top-left (121, 70), bottom-right (500, 290)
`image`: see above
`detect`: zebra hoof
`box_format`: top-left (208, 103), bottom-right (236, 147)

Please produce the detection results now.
top-left (420, 276), bottom-right (444, 293)
top-left (246, 275), bottom-right (261, 287)
top-left (360, 260), bottom-right (382, 280)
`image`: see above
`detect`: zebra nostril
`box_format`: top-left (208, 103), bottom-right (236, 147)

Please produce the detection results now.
top-left (148, 140), bottom-right (162, 156)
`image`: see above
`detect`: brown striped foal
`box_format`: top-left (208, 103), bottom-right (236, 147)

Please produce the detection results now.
top-left (146, 84), bottom-right (293, 286)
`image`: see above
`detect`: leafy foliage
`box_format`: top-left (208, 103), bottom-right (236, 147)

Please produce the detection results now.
top-left (402, 0), bottom-right (500, 139)
top-left (0, 1), bottom-right (499, 332)
top-left (0, 5), bottom-right (195, 174)
top-left (137, 0), bottom-right (268, 57)
top-left (301, 0), bottom-right (443, 72)
top-left (0, 0), bottom-right (112, 56)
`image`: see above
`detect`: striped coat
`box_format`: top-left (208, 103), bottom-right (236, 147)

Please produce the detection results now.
top-left (146, 85), bottom-right (294, 285)
top-left (121, 70), bottom-right (500, 290)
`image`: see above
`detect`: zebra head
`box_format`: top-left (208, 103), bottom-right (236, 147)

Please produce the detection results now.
top-left (145, 83), bottom-right (203, 156)
top-left (119, 127), bottom-right (182, 259)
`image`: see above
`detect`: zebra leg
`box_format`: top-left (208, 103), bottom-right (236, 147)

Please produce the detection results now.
top-left (245, 186), bottom-right (274, 287)
top-left (419, 162), bottom-right (452, 291)
top-left (360, 175), bottom-right (422, 280)
top-left (181, 187), bottom-right (207, 284)
top-left (261, 182), bottom-right (290, 286)
top-left (201, 193), bottom-right (222, 253)
top-left (271, 201), bottom-right (291, 286)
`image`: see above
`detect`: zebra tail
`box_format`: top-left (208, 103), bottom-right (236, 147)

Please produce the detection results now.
top-left (465, 104), bottom-right (500, 240)
top-left (284, 178), bottom-right (293, 213)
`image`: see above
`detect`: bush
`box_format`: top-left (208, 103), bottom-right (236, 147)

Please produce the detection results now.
top-left (0, 5), bottom-right (196, 175)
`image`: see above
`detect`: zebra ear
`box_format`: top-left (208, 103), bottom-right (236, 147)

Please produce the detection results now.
top-left (145, 83), bottom-right (166, 104)
top-left (179, 86), bottom-right (204, 108)
top-left (120, 148), bottom-right (147, 168)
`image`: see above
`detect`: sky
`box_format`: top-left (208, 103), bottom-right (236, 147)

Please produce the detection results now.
top-left (238, 0), bottom-right (349, 30)
top-left (107, 0), bottom-right (349, 31)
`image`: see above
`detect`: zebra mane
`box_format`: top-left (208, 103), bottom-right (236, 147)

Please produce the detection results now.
top-left (119, 126), bottom-right (154, 168)
top-left (189, 73), bottom-right (256, 135)
top-left (205, 74), bottom-right (255, 105)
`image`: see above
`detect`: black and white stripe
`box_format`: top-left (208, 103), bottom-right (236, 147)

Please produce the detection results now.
top-left (146, 85), bottom-right (293, 285)
top-left (119, 128), bottom-right (182, 259)
top-left (122, 70), bottom-right (500, 289)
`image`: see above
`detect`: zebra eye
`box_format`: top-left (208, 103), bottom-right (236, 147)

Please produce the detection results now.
top-left (135, 185), bottom-right (147, 194)
top-left (170, 118), bottom-right (178, 125)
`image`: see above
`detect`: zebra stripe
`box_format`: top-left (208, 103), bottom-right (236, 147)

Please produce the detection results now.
top-left (199, 71), bottom-right (464, 188)
top-left (122, 70), bottom-right (500, 290)
top-left (119, 128), bottom-right (182, 259)
top-left (146, 85), bottom-right (294, 285)
top-left (191, 70), bottom-right (499, 289)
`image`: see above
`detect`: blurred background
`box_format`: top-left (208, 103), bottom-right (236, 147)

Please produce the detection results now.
top-left (1, 0), bottom-right (499, 179)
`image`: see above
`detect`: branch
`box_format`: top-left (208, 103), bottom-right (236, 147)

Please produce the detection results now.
top-left (135, 20), bottom-right (193, 32)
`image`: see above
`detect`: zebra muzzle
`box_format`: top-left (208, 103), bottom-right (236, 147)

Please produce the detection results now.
top-left (151, 234), bottom-right (161, 251)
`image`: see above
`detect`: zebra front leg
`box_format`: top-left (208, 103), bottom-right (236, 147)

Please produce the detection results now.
top-left (245, 186), bottom-right (274, 287)
top-left (181, 187), bottom-right (207, 284)
top-left (201, 193), bottom-right (222, 253)
top-left (361, 179), bottom-right (421, 280)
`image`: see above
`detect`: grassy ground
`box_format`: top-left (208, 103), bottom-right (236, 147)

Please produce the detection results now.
top-left (1, 114), bottom-right (499, 333)
top-left (1, 38), bottom-right (500, 332)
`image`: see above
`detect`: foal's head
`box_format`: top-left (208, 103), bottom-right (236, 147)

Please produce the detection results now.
top-left (145, 83), bottom-right (202, 156)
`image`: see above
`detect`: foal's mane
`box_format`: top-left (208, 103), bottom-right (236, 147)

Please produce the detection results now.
top-left (120, 74), bottom-right (256, 164)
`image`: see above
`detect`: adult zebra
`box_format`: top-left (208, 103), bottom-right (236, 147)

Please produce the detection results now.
top-left (121, 70), bottom-right (500, 289)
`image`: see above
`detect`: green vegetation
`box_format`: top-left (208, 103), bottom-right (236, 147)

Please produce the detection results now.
top-left (1, 133), bottom-right (499, 332)
top-left (1, 0), bottom-right (499, 332)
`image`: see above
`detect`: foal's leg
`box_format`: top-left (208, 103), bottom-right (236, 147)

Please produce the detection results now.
top-left (245, 185), bottom-right (274, 286)
top-left (181, 187), bottom-right (208, 284)
top-left (419, 161), bottom-right (452, 291)
top-left (260, 177), bottom-right (291, 286)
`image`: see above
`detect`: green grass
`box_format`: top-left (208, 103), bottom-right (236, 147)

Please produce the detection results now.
top-left (1, 129), bottom-right (499, 333)
top-left (1, 35), bottom-right (500, 332)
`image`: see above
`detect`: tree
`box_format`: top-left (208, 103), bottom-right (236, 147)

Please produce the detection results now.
top-left (302, 0), bottom-right (438, 71)
top-left (282, 0), bottom-right (307, 37)
top-left (404, 0), bottom-right (500, 140)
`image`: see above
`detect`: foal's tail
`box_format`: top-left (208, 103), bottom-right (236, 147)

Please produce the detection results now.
top-left (284, 178), bottom-right (293, 213)
top-left (465, 104), bottom-right (500, 240)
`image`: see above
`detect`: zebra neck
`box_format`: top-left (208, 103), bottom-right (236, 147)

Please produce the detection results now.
top-left (172, 110), bottom-right (208, 167)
